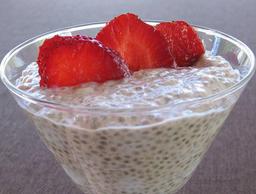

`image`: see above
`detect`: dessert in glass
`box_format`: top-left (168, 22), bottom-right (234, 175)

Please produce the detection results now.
top-left (1, 13), bottom-right (255, 194)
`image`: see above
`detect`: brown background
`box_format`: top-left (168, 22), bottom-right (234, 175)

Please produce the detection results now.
top-left (0, 0), bottom-right (256, 193)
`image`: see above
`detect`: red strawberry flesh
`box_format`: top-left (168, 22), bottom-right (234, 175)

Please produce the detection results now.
top-left (96, 13), bottom-right (174, 72)
top-left (155, 21), bottom-right (205, 67)
top-left (37, 35), bottom-right (130, 88)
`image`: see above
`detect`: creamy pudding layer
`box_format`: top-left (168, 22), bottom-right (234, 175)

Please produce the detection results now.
top-left (17, 55), bottom-right (239, 109)
top-left (16, 55), bottom-right (241, 194)
top-left (16, 55), bottom-right (240, 128)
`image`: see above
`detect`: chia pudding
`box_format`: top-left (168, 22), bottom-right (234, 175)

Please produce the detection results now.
top-left (16, 54), bottom-right (240, 194)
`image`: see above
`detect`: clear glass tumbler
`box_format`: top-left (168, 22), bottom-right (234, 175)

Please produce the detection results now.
top-left (1, 22), bottom-right (255, 194)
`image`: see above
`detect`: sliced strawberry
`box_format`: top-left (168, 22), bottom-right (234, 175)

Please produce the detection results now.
top-left (96, 13), bottom-right (174, 72)
top-left (37, 35), bottom-right (130, 88)
top-left (155, 21), bottom-right (205, 67)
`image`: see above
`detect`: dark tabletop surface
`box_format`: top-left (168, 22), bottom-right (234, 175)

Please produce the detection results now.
top-left (0, 0), bottom-right (256, 194)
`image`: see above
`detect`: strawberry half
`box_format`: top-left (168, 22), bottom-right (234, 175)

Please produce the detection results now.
top-left (37, 35), bottom-right (130, 88)
top-left (155, 21), bottom-right (205, 67)
top-left (96, 13), bottom-right (174, 72)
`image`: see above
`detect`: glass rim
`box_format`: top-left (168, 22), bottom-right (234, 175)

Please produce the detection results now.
top-left (0, 21), bottom-right (255, 114)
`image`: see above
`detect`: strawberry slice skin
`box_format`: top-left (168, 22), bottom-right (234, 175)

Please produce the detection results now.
top-left (155, 21), bottom-right (205, 67)
top-left (37, 35), bottom-right (130, 88)
top-left (96, 13), bottom-right (174, 72)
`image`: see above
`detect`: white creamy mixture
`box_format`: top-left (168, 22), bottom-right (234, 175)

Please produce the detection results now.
top-left (16, 55), bottom-right (240, 109)
top-left (15, 54), bottom-right (241, 194)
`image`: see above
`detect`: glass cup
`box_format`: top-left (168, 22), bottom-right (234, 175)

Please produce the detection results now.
top-left (1, 22), bottom-right (255, 194)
